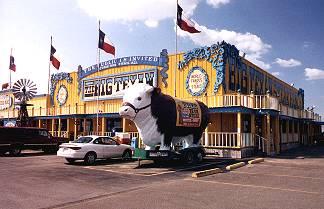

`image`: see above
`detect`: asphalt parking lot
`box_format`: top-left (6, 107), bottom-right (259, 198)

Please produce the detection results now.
top-left (1, 146), bottom-right (324, 209)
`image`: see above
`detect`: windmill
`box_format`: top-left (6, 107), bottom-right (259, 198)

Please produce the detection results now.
top-left (12, 79), bottom-right (37, 127)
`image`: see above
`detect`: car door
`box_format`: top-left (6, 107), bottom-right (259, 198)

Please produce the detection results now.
top-left (101, 137), bottom-right (119, 158)
top-left (108, 137), bottom-right (125, 157)
top-left (91, 137), bottom-right (106, 159)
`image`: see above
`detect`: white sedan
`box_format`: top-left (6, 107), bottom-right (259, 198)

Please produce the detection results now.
top-left (57, 135), bottom-right (133, 165)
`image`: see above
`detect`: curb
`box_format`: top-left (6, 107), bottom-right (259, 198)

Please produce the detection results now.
top-left (225, 162), bottom-right (246, 171)
top-left (192, 168), bottom-right (222, 178)
top-left (248, 158), bottom-right (264, 164)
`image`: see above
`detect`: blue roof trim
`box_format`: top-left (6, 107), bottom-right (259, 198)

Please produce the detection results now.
top-left (314, 121), bottom-right (324, 125)
top-left (30, 113), bottom-right (120, 120)
top-left (256, 109), bottom-right (279, 116)
top-left (84, 113), bottom-right (120, 119)
top-left (279, 115), bottom-right (300, 121)
top-left (209, 106), bottom-right (255, 114)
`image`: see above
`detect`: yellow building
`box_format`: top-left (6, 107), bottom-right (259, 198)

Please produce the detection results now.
top-left (0, 41), bottom-right (323, 158)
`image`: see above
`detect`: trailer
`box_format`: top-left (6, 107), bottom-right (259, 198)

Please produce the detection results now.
top-left (132, 146), bottom-right (206, 165)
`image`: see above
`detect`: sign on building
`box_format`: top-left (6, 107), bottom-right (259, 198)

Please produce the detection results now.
top-left (82, 68), bottom-right (158, 101)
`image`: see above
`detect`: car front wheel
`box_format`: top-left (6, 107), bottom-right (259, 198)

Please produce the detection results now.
top-left (84, 152), bottom-right (97, 165)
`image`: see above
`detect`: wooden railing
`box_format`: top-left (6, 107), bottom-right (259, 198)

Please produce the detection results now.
top-left (201, 132), bottom-right (254, 148)
top-left (50, 131), bottom-right (69, 138)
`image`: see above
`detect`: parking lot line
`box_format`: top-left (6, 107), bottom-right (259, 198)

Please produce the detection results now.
top-left (185, 179), bottom-right (320, 195)
top-left (84, 166), bottom-right (149, 176)
top-left (258, 163), bottom-right (324, 170)
top-left (232, 170), bottom-right (324, 181)
top-left (83, 161), bottom-right (226, 177)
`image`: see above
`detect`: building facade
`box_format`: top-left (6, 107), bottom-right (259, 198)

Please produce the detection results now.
top-left (1, 41), bottom-right (322, 158)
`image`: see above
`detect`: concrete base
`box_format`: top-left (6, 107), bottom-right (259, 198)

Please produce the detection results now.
top-left (204, 147), bottom-right (255, 159)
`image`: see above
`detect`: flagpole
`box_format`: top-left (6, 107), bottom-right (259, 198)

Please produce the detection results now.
top-left (9, 48), bottom-right (12, 89)
top-left (96, 20), bottom-right (101, 134)
top-left (174, 0), bottom-right (178, 97)
top-left (8, 48), bottom-right (13, 124)
top-left (48, 36), bottom-right (52, 95)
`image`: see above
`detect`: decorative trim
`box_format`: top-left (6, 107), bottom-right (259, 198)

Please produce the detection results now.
top-left (50, 72), bottom-right (73, 105)
top-left (56, 85), bottom-right (68, 106)
top-left (77, 49), bottom-right (169, 93)
top-left (178, 42), bottom-right (226, 93)
top-left (186, 66), bottom-right (209, 96)
top-left (159, 49), bottom-right (169, 87)
top-left (77, 65), bottom-right (83, 95)
top-left (178, 41), bottom-right (245, 94)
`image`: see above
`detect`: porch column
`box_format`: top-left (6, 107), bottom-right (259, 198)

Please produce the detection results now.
top-left (122, 118), bottom-right (127, 132)
top-left (237, 112), bottom-right (242, 147)
top-left (204, 125), bottom-right (209, 146)
top-left (266, 114), bottom-right (271, 155)
top-left (38, 119), bottom-right (42, 128)
top-left (286, 119), bottom-right (289, 143)
top-left (251, 114), bottom-right (255, 134)
top-left (58, 118), bottom-right (61, 137)
top-left (51, 119), bottom-right (55, 136)
top-left (74, 118), bottom-right (77, 140)
top-left (274, 116), bottom-right (280, 154)
top-left (67, 118), bottom-right (70, 139)
top-left (297, 121), bottom-right (300, 143)
top-left (101, 117), bottom-right (106, 136)
top-left (292, 120), bottom-right (295, 143)
top-left (83, 118), bottom-right (87, 135)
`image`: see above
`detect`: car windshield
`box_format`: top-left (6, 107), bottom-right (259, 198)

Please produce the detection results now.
top-left (75, 137), bottom-right (93, 143)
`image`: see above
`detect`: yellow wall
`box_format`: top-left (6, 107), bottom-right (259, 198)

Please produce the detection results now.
top-left (0, 44), bottom-right (304, 117)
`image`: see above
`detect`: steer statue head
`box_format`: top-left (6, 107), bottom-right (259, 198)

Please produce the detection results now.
top-left (119, 83), bottom-right (154, 122)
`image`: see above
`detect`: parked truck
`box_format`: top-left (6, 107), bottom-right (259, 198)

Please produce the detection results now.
top-left (0, 127), bottom-right (70, 156)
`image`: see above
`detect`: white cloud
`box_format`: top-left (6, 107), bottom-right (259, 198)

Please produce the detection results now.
top-left (77, 0), bottom-right (200, 27)
top-left (78, 0), bottom-right (271, 70)
top-left (305, 68), bottom-right (324, 80)
top-left (271, 72), bottom-right (280, 76)
top-left (302, 41), bottom-right (313, 49)
top-left (207, 0), bottom-right (231, 8)
top-left (144, 20), bottom-right (159, 28)
top-left (178, 25), bottom-right (272, 69)
top-left (275, 58), bottom-right (301, 68)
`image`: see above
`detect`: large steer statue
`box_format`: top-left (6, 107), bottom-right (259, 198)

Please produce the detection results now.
top-left (119, 84), bottom-right (209, 150)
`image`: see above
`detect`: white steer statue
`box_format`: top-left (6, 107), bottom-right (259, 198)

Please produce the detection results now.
top-left (119, 83), bottom-right (210, 150)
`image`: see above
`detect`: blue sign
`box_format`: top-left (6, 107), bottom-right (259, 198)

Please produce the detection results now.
top-left (79, 56), bottom-right (160, 79)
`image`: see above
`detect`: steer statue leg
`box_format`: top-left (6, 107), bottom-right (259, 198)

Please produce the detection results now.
top-left (159, 135), bottom-right (171, 151)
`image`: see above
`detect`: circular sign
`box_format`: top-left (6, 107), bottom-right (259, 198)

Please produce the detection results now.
top-left (57, 85), bottom-right (68, 106)
top-left (186, 66), bottom-right (209, 96)
top-left (0, 95), bottom-right (13, 110)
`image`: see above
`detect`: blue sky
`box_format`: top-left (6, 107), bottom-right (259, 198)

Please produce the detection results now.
top-left (0, 0), bottom-right (323, 116)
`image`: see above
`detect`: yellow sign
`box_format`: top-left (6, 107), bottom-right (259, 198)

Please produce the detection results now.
top-left (186, 66), bottom-right (208, 96)
top-left (175, 98), bottom-right (201, 127)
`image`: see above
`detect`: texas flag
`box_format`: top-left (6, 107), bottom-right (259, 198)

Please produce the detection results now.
top-left (177, 4), bottom-right (201, 33)
top-left (9, 55), bottom-right (16, 72)
top-left (98, 29), bottom-right (115, 56)
top-left (50, 45), bottom-right (60, 70)
top-left (2, 83), bottom-right (9, 90)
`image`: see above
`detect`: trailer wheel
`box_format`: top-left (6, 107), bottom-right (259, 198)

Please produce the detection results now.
top-left (184, 150), bottom-right (195, 164)
top-left (196, 151), bottom-right (204, 163)
top-left (10, 145), bottom-right (22, 156)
